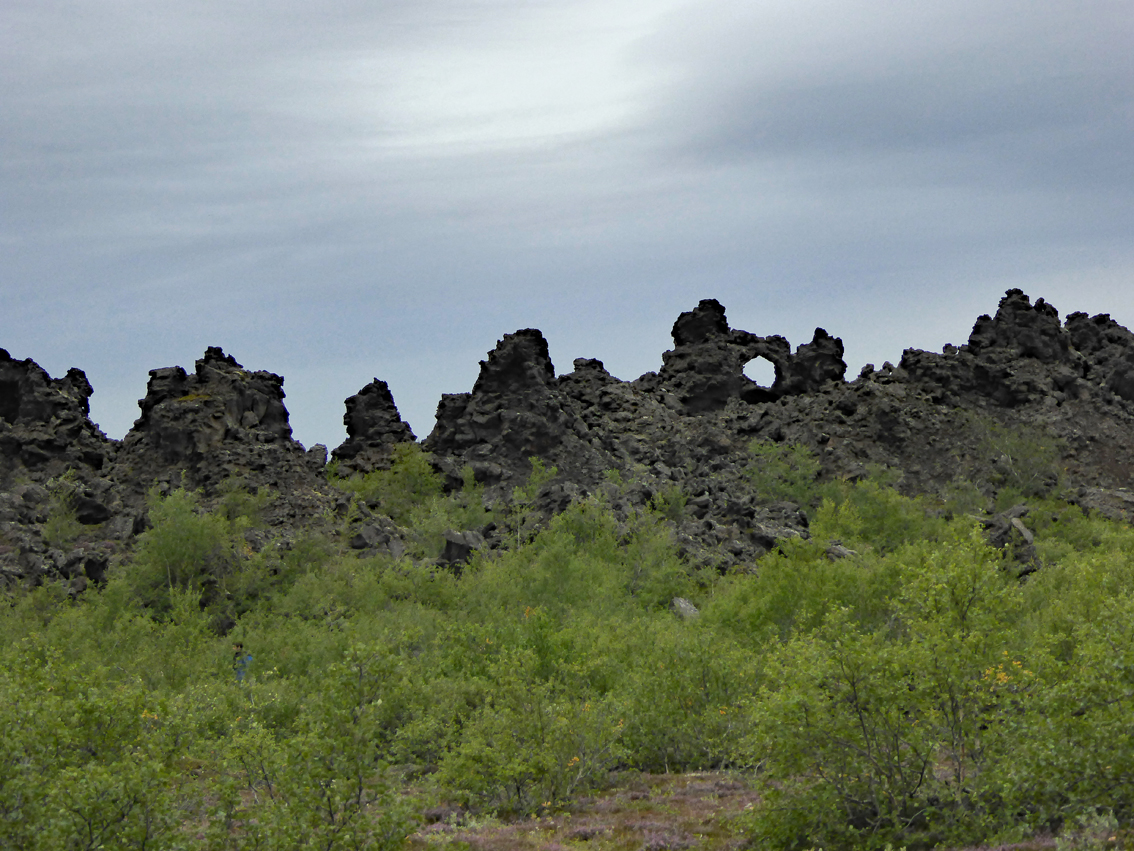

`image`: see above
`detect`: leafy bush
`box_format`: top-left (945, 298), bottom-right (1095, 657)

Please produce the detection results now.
top-left (127, 486), bottom-right (242, 610)
top-left (436, 647), bottom-right (625, 814)
top-left (331, 444), bottom-right (443, 524)
top-left (649, 483), bottom-right (688, 523)
top-left (8, 461), bottom-right (1134, 848)
top-left (215, 476), bottom-right (275, 526)
top-left (619, 618), bottom-right (756, 772)
top-left (741, 528), bottom-right (1021, 850)
top-left (747, 439), bottom-right (823, 505)
top-left (332, 444), bottom-right (494, 557)
top-left (811, 479), bottom-right (952, 554)
top-left (42, 469), bottom-right (84, 548)
top-left (213, 645), bottom-right (413, 850)
top-left (0, 647), bottom-right (219, 851)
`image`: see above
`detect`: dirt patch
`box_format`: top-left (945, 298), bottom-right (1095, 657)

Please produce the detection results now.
top-left (407, 772), bottom-right (760, 851)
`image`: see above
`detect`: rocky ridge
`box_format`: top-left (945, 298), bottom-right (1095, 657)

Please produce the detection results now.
top-left (2, 289), bottom-right (1133, 588)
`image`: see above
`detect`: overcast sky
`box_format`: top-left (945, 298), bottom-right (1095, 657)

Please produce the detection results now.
top-left (4, 0), bottom-right (1132, 449)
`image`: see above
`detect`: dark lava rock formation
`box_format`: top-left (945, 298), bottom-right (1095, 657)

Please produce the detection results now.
top-left (0, 349), bottom-right (114, 481)
top-left (110, 347), bottom-right (335, 526)
top-left (332, 379), bottom-right (417, 475)
top-left (648, 298), bottom-right (847, 411)
top-left (2, 288), bottom-right (1133, 587)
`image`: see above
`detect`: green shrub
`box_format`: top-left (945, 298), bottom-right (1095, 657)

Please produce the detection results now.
top-left (704, 536), bottom-right (904, 644)
top-left (331, 443), bottom-right (443, 525)
top-left (0, 648), bottom-right (218, 851)
top-left (127, 486), bottom-right (241, 610)
top-left (966, 415), bottom-right (1066, 500)
top-left (505, 456), bottom-right (558, 546)
top-left (436, 647), bottom-right (625, 814)
top-left (619, 619), bottom-right (757, 772)
top-left (332, 445), bottom-right (495, 557)
top-left (649, 483), bottom-right (688, 522)
top-left (988, 593), bottom-right (1134, 834)
top-left (740, 527), bottom-right (1021, 850)
top-left (42, 470), bottom-right (84, 549)
top-left (811, 480), bottom-right (951, 554)
top-left (215, 476), bottom-right (275, 526)
top-left (214, 647), bottom-right (413, 850)
top-left (747, 439), bottom-right (823, 505)
top-left (464, 497), bottom-right (698, 620)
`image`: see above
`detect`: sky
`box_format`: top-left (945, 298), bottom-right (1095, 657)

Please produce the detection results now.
top-left (3, 0), bottom-right (1132, 450)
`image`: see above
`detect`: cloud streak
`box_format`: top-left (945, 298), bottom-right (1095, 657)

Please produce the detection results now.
top-left (3, 0), bottom-right (1131, 446)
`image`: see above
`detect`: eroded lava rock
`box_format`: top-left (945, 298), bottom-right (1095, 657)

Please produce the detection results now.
top-left (331, 379), bottom-right (416, 475)
top-left (3, 288), bottom-right (1134, 588)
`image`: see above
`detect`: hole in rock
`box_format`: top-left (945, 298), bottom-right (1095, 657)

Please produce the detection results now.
top-left (743, 357), bottom-right (776, 388)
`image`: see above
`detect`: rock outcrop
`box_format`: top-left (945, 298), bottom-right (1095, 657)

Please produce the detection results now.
top-left (0, 347), bottom-right (345, 590)
top-left (111, 346), bottom-right (337, 525)
top-left (644, 299), bottom-right (846, 412)
top-left (331, 379), bottom-right (416, 475)
top-left (424, 329), bottom-right (619, 490)
top-left (3, 288), bottom-right (1134, 588)
top-left (0, 349), bottom-right (114, 484)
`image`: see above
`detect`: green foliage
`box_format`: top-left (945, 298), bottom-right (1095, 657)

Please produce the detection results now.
top-left (437, 647), bottom-right (625, 814)
top-left (212, 645), bottom-right (413, 850)
top-left (463, 498), bottom-right (698, 619)
top-left (332, 443), bottom-right (444, 525)
top-left (215, 476), bottom-right (275, 526)
top-left (741, 529), bottom-right (1019, 850)
top-left (507, 456), bottom-right (558, 546)
top-left (619, 620), bottom-right (756, 772)
top-left (705, 537), bottom-right (903, 643)
top-left (42, 469), bottom-right (84, 548)
top-left (989, 593), bottom-right (1134, 833)
top-left (649, 483), bottom-right (688, 522)
top-left (332, 444), bottom-right (494, 558)
top-left (0, 648), bottom-right (214, 851)
top-left (811, 479), bottom-right (952, 554)
top-left (1056, 810), bottom-right (1120, 851)
top-left (747, 439), bottom-right (823, 505)
top-left (125, 486), bottom-right (243, 613)
top-left (7, 468), bottom-right (1134, 849)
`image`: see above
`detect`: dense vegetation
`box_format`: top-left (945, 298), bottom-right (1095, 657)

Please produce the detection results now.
top-left (3, 441), bottom-right (1133, 850)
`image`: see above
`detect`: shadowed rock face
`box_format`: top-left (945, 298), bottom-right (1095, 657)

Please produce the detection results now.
top-left (0, 348), bottom-right (112, 481)
top-left (1065, 310), bottom-right (1134, 402)
top-left (424, 329), bottom-right (617, 489)
top-left (331, 379), bottom-right (416, 475)
top-left (417, 290), bottom-right (1134, 568)
top-left (116, 347), bottom-right (299, 486)
top-left (968, 289), bottom-right (1072, 364)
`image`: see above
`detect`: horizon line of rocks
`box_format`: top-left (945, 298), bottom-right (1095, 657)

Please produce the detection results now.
top-left (3, 287), bottom-right (1133, 485)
